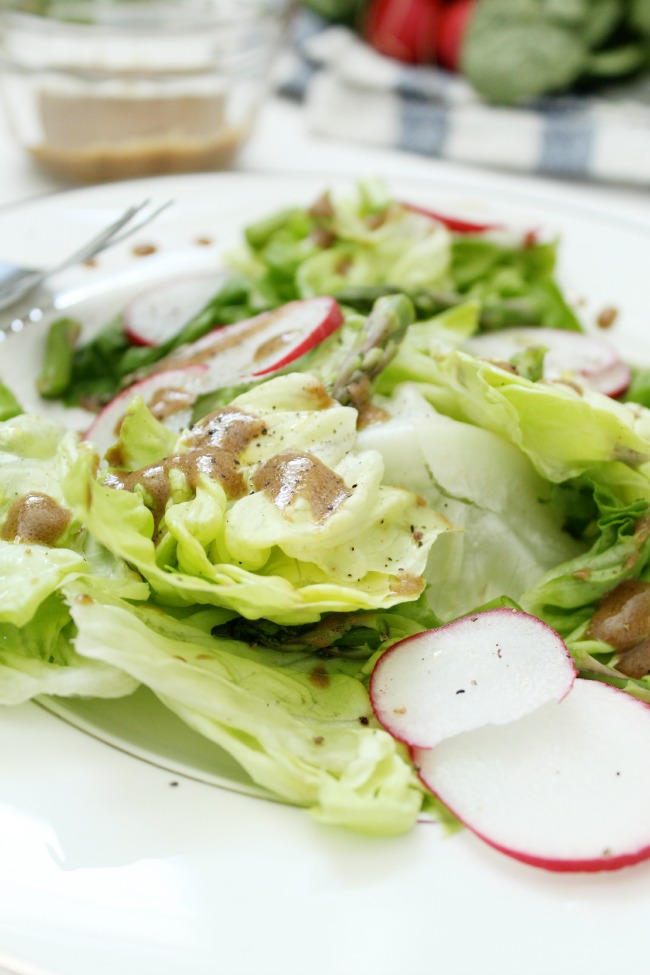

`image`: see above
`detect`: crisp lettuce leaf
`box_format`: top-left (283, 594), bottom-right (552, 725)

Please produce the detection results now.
top-left (232, 181), bottom-right (580, 337)
top-left (373, 341), bottom-right (650, 637)
top-left (212, 592), bottom-right (442, 671)
top-left (69, 589), bottom-right (424, 835)
top-left (295, 208), bottom-right (451, 298)
top-left (450, 237), bottom-right (582, 332)
top-left (0, 412), bottom-right (73, 465)
top-left (0, 593), bottom-right (137, 705)
top-left (107, 396), bottom-right (178, 469)
top-left (0, 414), bottom-right (148, 702)
top-left (0, 542), bottom-right (86, 627)
top-left (0, 381), bottom-right (22, 422)
top-left (357, 383), bottom-right (584, 620)
top-left (378, 343), bottom-right (650, 489)
top-left (521, 490), bottom-right (650, 635)
top-left (65, 374), bottom-right (449, 624)
top-left (229, 180), bottom-right (453, 307)
top-left (0, 415), bottom-right (87, 625)
top-left (0, 414), bottom-right (148, 625)
top-left (566, 632), bottom-right (650, 705)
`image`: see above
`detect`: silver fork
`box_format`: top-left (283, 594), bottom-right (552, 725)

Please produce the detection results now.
top-left (0, 197), bottom-right (173, 314)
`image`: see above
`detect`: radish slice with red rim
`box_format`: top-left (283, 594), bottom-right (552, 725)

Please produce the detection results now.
top-left (85, 364), bottom-right (208, 457)
top-left (414, 679), bottom-right (650, 873)
top-left (369, 608), bottom-right (576, 749)
top-left (162, 296), bottom-right (344, 384)
top-left (124, 271), bottom-right (229, 347)
top-left (401, 201), bottom-right (540, 245)
top-left (88, 297), bottom-right (344, 458)
top-left (250, 297), bottom-right (344, 376)
top-left (584, 360), bottom-right (632, 399)
top-left (402, 201), bottom-right (504, 235)
top-left (464, 326), bottom-right (630, 396)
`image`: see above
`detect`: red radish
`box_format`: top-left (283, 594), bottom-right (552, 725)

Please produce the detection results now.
top-left (161, 297), bottom-right (344, 383)
top-left (464, 326), bottom-right (630, 397)
top-left (370, 608), bottom-right (575, 749)
top-left (87, 297), bottom-right (343, 458)
top-left (465, 326), bottom-right (619, 376)
top-left (436, 0), bottom-right (475, 71)
top-left (402, 200), bottom-right (541, 245)
top-left (85, 365), bottom-right (208, 457)
top-left (413, 679), bottom-right (650, 873)
top-left (583, 360), bottom-right (632, 399)
top-left (364, 0), bottom-right (441, 65)
top-left (124, 271), bottom-right (228, 347)
top-left (402, 200), bottom-right (504, 235)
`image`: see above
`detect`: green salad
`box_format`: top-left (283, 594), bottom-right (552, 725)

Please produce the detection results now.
top-left (2, 179), bottom-right (650, 837)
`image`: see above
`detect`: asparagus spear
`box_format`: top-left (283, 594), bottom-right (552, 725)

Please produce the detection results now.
top-left (331, 293), bottom-right (415, 405)
top-left (333, 284), bottom-right (562, 331)
top-left (36, 316), bottom-right (81, 399)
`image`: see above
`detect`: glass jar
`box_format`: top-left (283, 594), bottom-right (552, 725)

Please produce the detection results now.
top-left (0, 0), bottom-right (292, 182)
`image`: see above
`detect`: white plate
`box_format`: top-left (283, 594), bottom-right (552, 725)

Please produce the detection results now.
top-left (1, 171), bottom-right (650, 975)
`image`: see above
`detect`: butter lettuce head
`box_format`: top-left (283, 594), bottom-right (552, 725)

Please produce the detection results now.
top-left (65, 374), bottom-right (450, 624)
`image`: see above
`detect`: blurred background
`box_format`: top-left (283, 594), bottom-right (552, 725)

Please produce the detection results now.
top-left (0, 0), bottom-right (648, 192)
top-left (280, 0), bottom-right (650, 186)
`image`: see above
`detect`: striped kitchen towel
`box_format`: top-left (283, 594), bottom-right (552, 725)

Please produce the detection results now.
top-left (278, 11), bottom-right (650, 187)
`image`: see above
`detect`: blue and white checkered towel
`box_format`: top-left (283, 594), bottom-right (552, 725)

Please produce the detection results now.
top-left (279, 11), bottom-right (650, 187)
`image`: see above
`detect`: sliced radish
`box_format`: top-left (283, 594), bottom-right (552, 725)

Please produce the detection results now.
top-left (464, 326), bottom-right (630, 397)
top-left (369, 608), bottom-right (576, 749)
top-left (584, 360), bottom-right (632, 399)
top-left (85, 364), bottom-right (208, 457)
top-left (466, 327), bottom-right (619, 376)
top-left (160, 296), bottom-right (343, 384)
top-left (401, 201), bottom-right (541, 247)
top-left (124, 271), bottom-right (229, 347)
top-left (403, 201), bottom-right (504, 236)
top-left (87, 297), bottom-right (344, 458)
top-left (414, 679), bottom-right (650, 873)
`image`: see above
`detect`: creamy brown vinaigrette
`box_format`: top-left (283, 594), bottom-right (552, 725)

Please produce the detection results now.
top-left (34, 90), bottom-right (248, 183)
top-left (587, 578), bottom-right (650, 678)
top-left (252, 450), bottom-right (351, 523)
top-left (184, 407), bottom-right (267, 454)
top-left (147, 386), bottom-right (197, 423)
top-left (1, 493), bottom-right (71, 545)
top-left (389, 573), bottom-right (424, 598)
top-left (105, 385), bottom-right (200, 468)
top-left (104, 451), bottom-right (247, 530)
top-left (158, 306), bottom-right (292, 373)
top-left (104, 407), bottom-right (266, 531)
top-left (253, 332), bottom-right (299, 363)
top-left (346, 376), bottom-right (390, 430)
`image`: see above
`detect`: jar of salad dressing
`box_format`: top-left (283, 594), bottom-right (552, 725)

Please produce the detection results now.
top-left (0, 0), bottom-right (291, 183)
